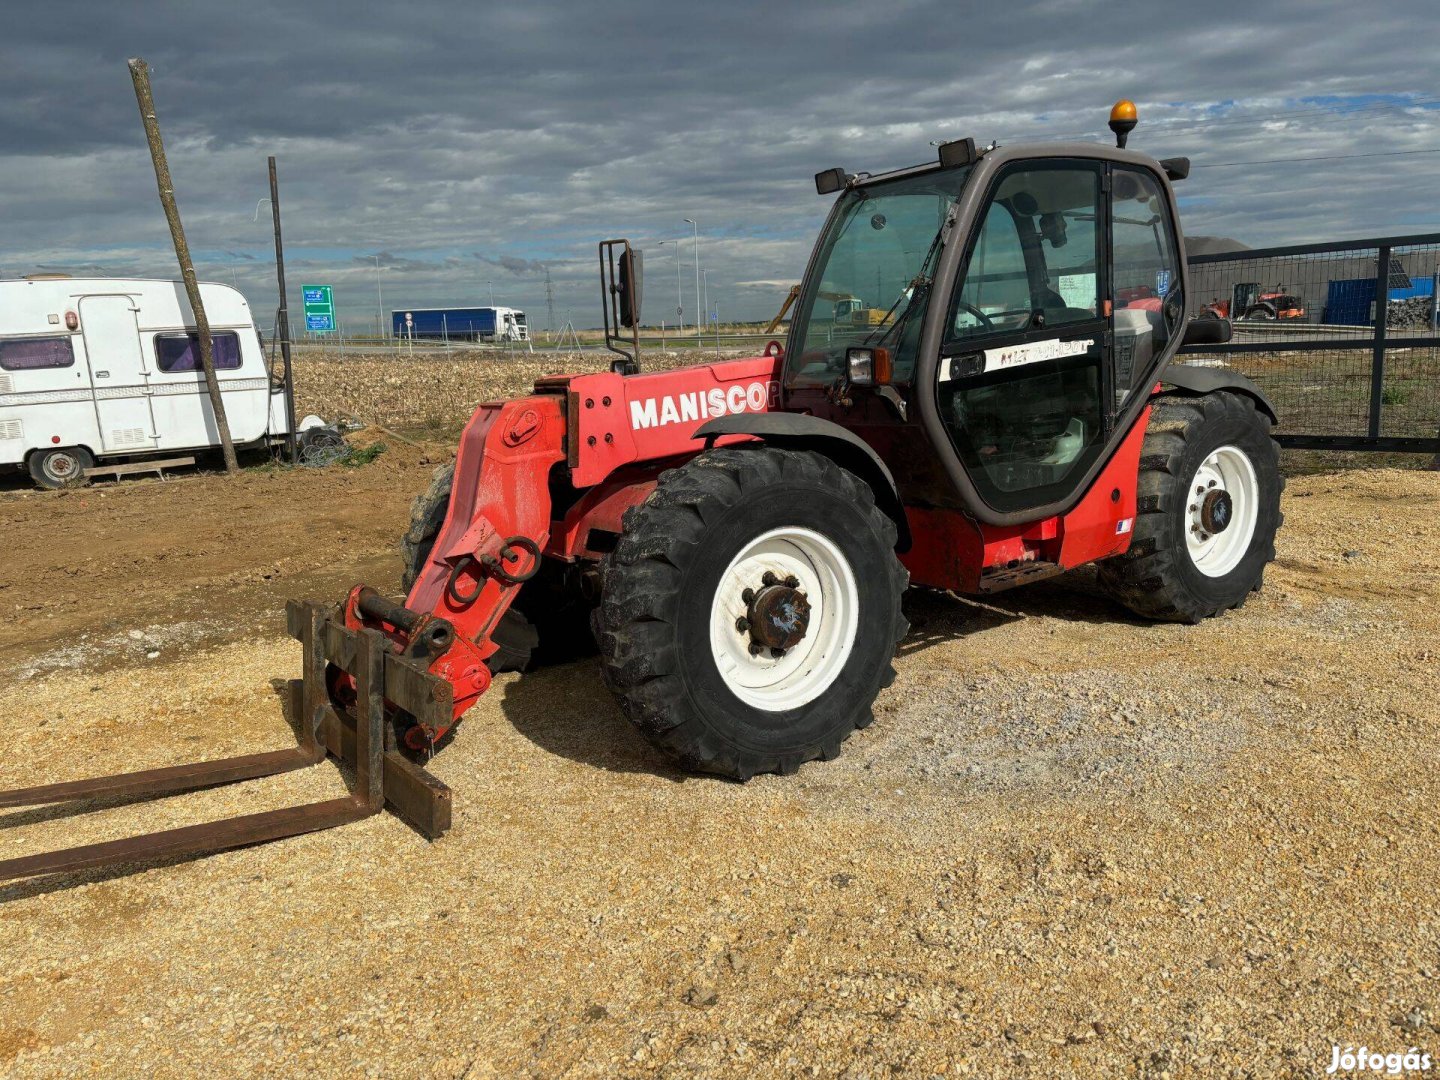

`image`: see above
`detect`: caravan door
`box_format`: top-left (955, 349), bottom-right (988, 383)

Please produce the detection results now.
top-left (77, 295), bottom-right (158, 454)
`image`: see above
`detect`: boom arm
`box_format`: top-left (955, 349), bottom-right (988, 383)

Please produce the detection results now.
top-left (337, 356), bottom-right (784, 750)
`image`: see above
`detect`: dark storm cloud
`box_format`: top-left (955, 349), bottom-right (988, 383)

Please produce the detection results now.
top-left (477, 255), bottom-right (549, 276)
top-left (3, 1), bottom-right (1439, 327)
top-left (359, 251), bottom-right (464, 273)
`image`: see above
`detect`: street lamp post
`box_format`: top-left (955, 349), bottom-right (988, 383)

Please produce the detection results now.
top-left (372, 255), bottom-right (388, 340)
top-left (488, 279), bottom-right (495, 308)
top-left (683, 218), bottom-right (701, 338)
top-left (700, 268), bottom-right (708, 329)
top-left (657, 239), bottom-right (684, 334)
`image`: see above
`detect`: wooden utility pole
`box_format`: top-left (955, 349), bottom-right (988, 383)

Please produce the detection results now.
top-left (128, 57), bottom-right (238, 474)
top-left (267, 157), bottom-right (298, 464)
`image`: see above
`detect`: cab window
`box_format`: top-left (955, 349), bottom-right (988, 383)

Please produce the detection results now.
top-left (953, 204), bottom-right (1030, 336)
top-left (1111, 166), bottom-right (1182, 406)
top-left (949, 166), bottom-right (1101, 342)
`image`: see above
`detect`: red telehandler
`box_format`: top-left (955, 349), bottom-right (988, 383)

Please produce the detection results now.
top-left (0, 103), bottom-right (1282, 883)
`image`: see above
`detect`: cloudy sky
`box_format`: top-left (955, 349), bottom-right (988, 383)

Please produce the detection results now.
top-left (4, 1), bottom-right (1439, 334)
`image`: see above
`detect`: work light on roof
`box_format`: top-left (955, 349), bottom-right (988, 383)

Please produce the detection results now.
top-left (1109, 99), bottom-right (1138, 148)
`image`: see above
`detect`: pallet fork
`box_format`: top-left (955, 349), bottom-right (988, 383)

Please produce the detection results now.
top-left (0, 600), bottom-right (452, 885)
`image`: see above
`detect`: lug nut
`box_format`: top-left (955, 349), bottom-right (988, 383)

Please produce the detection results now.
top-left (783, 575), bottom-right (799, 589)
top-left (735, 616), bottom-right (750, 633)
top-left (749, 642), bottom-right (763, 655)
top-left (741, 588), bottom-right (755, 604)
top-left (762, 571), bottom-right (778, 586)
top-left (770, 647), bottom-right (785, 659)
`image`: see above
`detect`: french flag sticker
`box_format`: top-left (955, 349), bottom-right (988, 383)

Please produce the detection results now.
top-left (1116, 518), bottom-right (1133, 535)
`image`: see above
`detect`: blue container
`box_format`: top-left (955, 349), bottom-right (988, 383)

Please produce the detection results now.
top-left (1389, 276), bottom-right (1435, 301)
top-left (1324, 279), bottom-right (1378, 326)
top-left (1324, 275), bottom-right (1435, 325)
top-left (391, 307), bottom-right (499, 339)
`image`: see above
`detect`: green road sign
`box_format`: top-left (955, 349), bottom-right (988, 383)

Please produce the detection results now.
top-left (301, 284), bottom-right (336, 332)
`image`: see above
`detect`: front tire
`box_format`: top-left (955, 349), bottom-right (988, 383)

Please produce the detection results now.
top-left (596, 446), bottom-right (908, 780)
top-left (1099, 392), bottom-right (1282, 623)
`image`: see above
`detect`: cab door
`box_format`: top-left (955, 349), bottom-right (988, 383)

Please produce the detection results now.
top-left (934, 160), bottom-right (1110, 514)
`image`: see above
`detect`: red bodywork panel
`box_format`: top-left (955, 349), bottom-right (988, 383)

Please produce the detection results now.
top-left (342, 351), bottom-right (1153, 746)
top-left (900, 405), bottom-right (1149, 593)
top-left (543, 357), bottom-right (780, 487)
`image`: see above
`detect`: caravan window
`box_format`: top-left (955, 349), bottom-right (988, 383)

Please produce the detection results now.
top-left (155, 331), bottom-right (242, 373)
top-left (0, 336), bottom-right (75, 371)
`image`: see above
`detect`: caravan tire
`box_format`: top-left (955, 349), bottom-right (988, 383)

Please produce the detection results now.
top-left (29, 446), bottom-right (93, 490)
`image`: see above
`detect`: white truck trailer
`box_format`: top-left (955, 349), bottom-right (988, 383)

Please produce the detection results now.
top-left (0, 277), bottom-right (292, 487)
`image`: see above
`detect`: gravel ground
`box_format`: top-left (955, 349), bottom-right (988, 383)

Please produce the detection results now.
top-left (1, 458), bottom-right (1438, 1078)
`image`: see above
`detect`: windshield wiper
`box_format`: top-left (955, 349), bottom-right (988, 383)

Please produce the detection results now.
top-left (863, 224), bottom-right (946, 349)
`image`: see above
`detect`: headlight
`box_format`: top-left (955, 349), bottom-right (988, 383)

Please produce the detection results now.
top-left (846, 346), bottom-right (891, 386)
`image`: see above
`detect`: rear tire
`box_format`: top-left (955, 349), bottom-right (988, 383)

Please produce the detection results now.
top-left (1099, 392), bottom-right (1282, 623)
top-left (596, 446), bottom-right (908, 780)
top-left (29, 446), bottom-right (93, 489)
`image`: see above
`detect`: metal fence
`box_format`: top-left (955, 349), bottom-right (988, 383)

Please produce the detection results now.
top-left (1177, 232), bottom-right (1440, 455)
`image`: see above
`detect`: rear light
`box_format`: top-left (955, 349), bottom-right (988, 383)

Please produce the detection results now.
top-left (846, 346), bottom-right (892, 386)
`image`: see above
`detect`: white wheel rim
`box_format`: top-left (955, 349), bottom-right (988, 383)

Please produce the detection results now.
top-left (45, 452), bottom-right (78, 481)
top-left (1185, 444), bottom-right (1259, 578)
top-left (708, 526), bottom-right (859, 712)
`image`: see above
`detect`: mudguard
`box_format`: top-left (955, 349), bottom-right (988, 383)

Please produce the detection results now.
top-left (1161, 364), bottom-right (1278, 424)
top-left (694, 412), bottom-right (910, 548)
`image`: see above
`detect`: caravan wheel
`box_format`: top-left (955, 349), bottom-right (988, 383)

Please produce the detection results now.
top-left (29, 446), bottom-right (93, 490)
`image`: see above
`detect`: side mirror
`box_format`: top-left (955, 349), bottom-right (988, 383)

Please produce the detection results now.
top-left (618, 248), bottom-right (643, 328)
top-left (600, 239), bottom-right (642, 374)
top-left (1182, 315), bottom-right (1232, 347)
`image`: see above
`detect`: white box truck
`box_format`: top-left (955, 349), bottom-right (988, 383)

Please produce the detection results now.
top-left (0, 277), bottom-right (293, 487)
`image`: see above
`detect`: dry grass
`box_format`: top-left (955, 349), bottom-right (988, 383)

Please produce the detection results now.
top-left (290, 348), bottom-right (730, 434)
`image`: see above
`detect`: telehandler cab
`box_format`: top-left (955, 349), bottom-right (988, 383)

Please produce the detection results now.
top-left (0, 103), bottom-right (1281, 883)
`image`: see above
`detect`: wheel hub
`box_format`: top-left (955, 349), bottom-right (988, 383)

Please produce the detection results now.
top-left (746, 581), bottom-right (811, 651)
top-left (710, 527), bottom-right (859, 713)
top-left (1185, 445), bottom-right (1260, 578)
top-left (1199, 489), bottom-right (1233, 534)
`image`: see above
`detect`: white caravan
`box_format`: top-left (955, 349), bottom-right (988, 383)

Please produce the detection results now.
top-left (0, 277), bottom-right (290, 487)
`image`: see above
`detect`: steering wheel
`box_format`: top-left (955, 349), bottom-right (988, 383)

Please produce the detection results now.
top-left (953, 302), bottom-right (995, 334)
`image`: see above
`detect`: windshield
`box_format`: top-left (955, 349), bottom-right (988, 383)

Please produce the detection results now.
top-left (786, 167), bottom-right (971, 386)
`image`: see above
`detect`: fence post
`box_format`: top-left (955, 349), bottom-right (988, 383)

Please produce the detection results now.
top-left (1367, 245), bottom-right (1391, 439)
